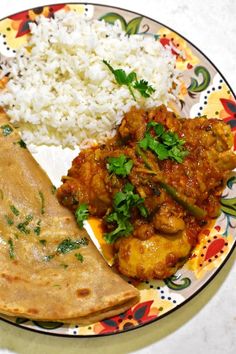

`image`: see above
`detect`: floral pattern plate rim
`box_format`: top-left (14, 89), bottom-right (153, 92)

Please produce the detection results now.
top-left (0, 2), bottom-right (236, 337)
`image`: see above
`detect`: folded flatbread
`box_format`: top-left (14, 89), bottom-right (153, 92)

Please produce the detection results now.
top-left (0, 110), bottom-right (139, 324)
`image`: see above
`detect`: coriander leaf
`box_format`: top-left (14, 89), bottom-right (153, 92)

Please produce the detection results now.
top-left (104, 216), bottom-right (133, 244)
top-left (104, 183), bottom-right (146, 244)
top-left (133, 79), bottom-right (155, 98)
top-left (57, 237), bottom-right (88, 254)
top-left (51, 185), bottom-right (57, 195)
top-left (102, 60), bottom-right (155, 101)
top-left (147, 122), bottom-right (164, 137)
top-left (75, 204), bottom-right (89, 228)
top-left (168, 145), bottom-right (189, 163)
top-left (107, 154), bottom-right (133, 177)
top-left (39, 239), bottom-right (46, 246)
top-left (103, 60), bottom-right (129, 85)
top-left (139, 133), bottom-right (150, 150)
top-left (149, 140), bottom-right (169, 160)
top-left (75, 253), bottom-right (84, 263)
top-left (8, 238), bottom-right (15, 259)
top-left (16, 139), bottom-right (27, 148)
top-left (10, 205), bottom-right (20, 216)
top-left (38, 191), bottom-right (45, 215)
top-left (138, 121), bottom-right (189, 163)
top-left (5, 215), bottom-right (14, 226)
top-left (138, 204), bottom-right (148, 218)
top-left (113, 69), bottom-right (128, 85)
top-left (126, 71), bottom-right (137, 84)
top-left (1, 124), bottom-right (13, 136)
top-left (161, 131), bottom-right (179, 146)
top-left (17, 215), bottom-right (33, 234)
top-left (34, 220), bottom-right (41, 236)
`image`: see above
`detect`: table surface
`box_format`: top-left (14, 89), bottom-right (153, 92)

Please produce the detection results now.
top-left (0, 1), bottom-right (235, 353)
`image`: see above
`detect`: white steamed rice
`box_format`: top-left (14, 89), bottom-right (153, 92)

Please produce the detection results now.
top-left (0, 11), bottom-right (178, 148)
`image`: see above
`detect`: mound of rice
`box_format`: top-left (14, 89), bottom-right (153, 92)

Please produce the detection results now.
top-left (0, 11), bottom-right (178, 148)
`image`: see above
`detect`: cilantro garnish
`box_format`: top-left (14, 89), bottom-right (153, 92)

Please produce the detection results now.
top-left (8, 238), bottom-right (15, 259)
top-left (34, 220), bottom-right (41, 236)
top-left (75, 204), bottom-right (89, 228)
top-left (38, 191), bottom-right (45, 215)
top-left (1, 124), bottom-right (13, 136)
top-left (75, 253), bottom-right (84, 263)
top-left (103, 60), bottom-right (155, 101)
top-left (39, 239), bottom-right (46, 246)
top-left (10, 205), bottom-right (20, 216)
top-left (5, 215), bottom-right (14, 226)
top-left (51, 185), bottom-right (57, 195)
top-left (16, 139), bottom-right (27, 149)
top-left (139, 121), bottom-right (189, 163)
top-left (133, 79), bottom-right (155, 98)
top-left (17, 214), bottom-right (33, 234)
top-left (107, 154), bottom-right (133, 177)
top-left (104, 183), bottom-right (148, 244)
top-left (56, 237), bottom-right (88, 254)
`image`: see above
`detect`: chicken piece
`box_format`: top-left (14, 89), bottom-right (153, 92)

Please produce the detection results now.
top-left (153, 213), bottom-right (185, 234)
top-left (115, 231), bottom-right (191, 280)
top-left (119, 106), bottom-right (147, 141)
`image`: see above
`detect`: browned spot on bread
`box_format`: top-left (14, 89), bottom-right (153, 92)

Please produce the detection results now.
top-left (27, 308), bottom-right (39, 314)
top-left (1, 273), bottom-right (20, 282)
top-left (76, 288), bottom-right (90, 297)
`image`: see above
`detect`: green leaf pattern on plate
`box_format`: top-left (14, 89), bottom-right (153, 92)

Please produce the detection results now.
top-left (164, 275), bottom-right (191, 290)
top-left (99, 12), bottom-right (143, 35)
top-left (188, 66), bottom-right (211, 93)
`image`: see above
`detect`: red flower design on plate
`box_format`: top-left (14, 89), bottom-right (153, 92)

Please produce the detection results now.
top-left (97, 300), bottom-right (157, 334)
top-left (220, 98), bottom-right (236, 128)
top-left (9, 5), bottom-right (66, 38)
top-left (220, 98), bottom-right (236, 149)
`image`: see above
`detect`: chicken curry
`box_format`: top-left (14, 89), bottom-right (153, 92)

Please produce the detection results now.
top-left (57, 105), bottom-right (236, 280)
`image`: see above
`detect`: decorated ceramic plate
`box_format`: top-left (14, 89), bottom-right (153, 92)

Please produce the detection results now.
top-left (0, 2), bottom-right (235, 337)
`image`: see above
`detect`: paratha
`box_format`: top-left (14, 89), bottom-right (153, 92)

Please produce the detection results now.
top-left (0, 110), bottom-right (139, 324)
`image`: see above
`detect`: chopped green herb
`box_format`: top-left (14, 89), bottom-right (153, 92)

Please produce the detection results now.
top-left (75, 253), bottom-right (84, 263)
top-left (103, 60), bottom-right (155, 101)
top-left (104, 183), bottom-right (147, 244)
top-left (133, 79), bottom-right (155, 98)
top-left (16, 139), bottom-right (27, 149)
top-left (38, 191), bottom-right (45, 215)
top-left (17, 223), bottom-right (30, 234)
top-left (8, 238), bottom-right (15, 259)
top-left (60, 263), bottom-right (68, 269)
top-left (57, 237), bottom-right (89, 254)
top-left (51, 185), bottom-right (57, 195)
top-left (25, 214), bottom-right (33, 222)
top-left (75, 204), bottom-right (89, 228)
top-left (107, 154), bottom-right (133, 177)
top-left (17, 214), bottom-right (33, 234)
top-left (138, 204), bottom-right (149, 218)
top-left (5, 215), bottom-right (14, 226)
top-left (39, 239), bottom-right (46, 246)
top-left (10, 205), bottom-right (20, 216)
top-left (105, 213), bottom-right (133, 245)
top-left (34, 220), bottom-right (41, 236)
top-left (1, 124), bottom-right (13, 136)
top-left (139, 122), bottom-right (189, 163)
